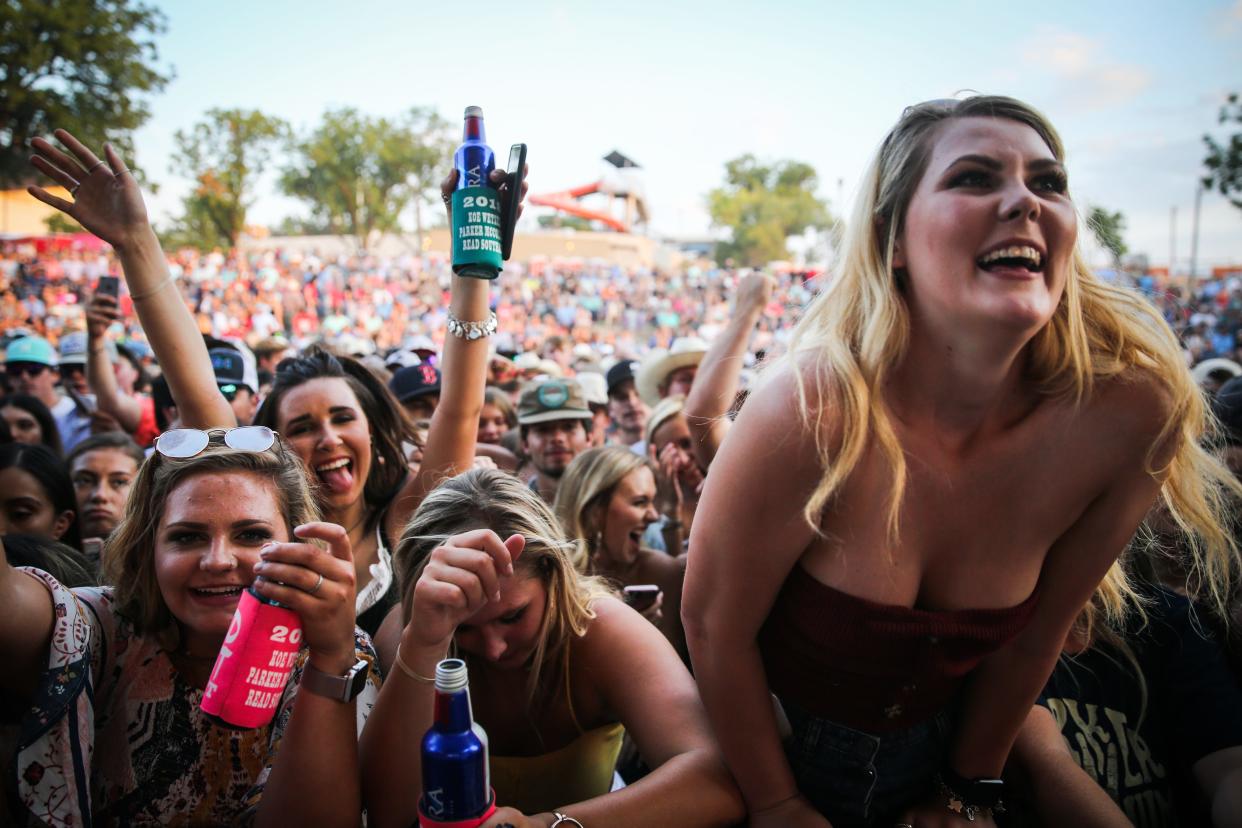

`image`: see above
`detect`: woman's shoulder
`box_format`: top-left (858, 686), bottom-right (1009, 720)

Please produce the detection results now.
top-left (1079, 367), bottom-right (1177, 445)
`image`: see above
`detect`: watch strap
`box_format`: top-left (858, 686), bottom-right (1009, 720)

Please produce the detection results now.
top-left (301, 658), bottom-right (369, 702)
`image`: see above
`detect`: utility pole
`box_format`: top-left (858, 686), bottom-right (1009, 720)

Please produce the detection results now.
top-left (1190, 184), bottom-right (1203, 285)
top-left (1170, 206), bottom-right (1179, 293)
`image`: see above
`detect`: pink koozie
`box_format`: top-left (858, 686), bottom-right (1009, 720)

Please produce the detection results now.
top-left (200, 588), bottom-right (303, 728)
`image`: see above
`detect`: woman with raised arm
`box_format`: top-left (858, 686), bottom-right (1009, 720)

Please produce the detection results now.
top-left (360, 468), bottom-right (744, 828)
top-left (0, 430), bottom-right (377, 826)
top-left (681, 95), bottom-right (1241, 828)
top-left (247, 167), bottom-right (525, 636)
top-left (30, 134), bottom-right (527, 636)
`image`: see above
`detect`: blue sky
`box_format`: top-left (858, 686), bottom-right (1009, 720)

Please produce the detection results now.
top-left (133, 0), bottom-right (1242, 269)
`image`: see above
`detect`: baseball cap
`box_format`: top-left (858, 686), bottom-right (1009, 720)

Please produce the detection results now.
top-left (605, 359), bottom-right (639, 395)
top-left (58, 332), bottom-right (90, 366)
top-left (209, 347), bottom-right (258, 393)
top-left (389, 364), bottom-right (442, 403)
top-left (517, 379), bottom-right (593, 426)
top-left (5, 336), bottom-right (57, 367)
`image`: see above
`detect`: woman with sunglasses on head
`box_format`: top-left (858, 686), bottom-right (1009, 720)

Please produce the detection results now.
top-left (0, 427), bottom-right (377, 826)
top-left (29, 131), bottom-right (528, 638)
top-left (360, 467), bottom-right (744, 828)
top-left (682, 96), bottom-right (1242, 828)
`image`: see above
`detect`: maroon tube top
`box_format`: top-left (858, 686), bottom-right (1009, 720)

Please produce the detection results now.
top-left (758, 564), bottom-right (1039, 733)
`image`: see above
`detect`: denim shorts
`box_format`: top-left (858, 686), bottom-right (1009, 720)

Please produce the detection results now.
top-left (780, 696), bottom-right (955, 827)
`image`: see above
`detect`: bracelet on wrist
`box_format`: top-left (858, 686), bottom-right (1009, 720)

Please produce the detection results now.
top-left (446, 310), bottom-right (497, 340)
top-left (393, 642), bottom-right (436, 684)
top-left (935, 770), bottom-right (1005, 821)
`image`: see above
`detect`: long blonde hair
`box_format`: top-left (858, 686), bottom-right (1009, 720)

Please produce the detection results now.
top-left (778, 95), bottom-right (1240, 633)
top-left (555, 446), bottom-right (655, 571)
top-left (103, 439), bottom-right (320, 647)
top-left (395, 467), bottom-right (615, 705)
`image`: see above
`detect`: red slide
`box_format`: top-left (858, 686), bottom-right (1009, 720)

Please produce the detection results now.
top-left (529, 182), bottom-right (631, 233)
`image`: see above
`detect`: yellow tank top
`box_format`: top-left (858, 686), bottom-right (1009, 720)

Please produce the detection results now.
top-left (487, 652), bottom-right (625, 814)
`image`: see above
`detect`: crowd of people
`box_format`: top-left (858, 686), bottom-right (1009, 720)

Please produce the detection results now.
top-left (1, 95), bottom-right (1241, 828)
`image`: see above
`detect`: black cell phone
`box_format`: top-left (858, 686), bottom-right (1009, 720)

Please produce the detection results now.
top-left (96, 275), bottom-right (120, 300)
top-left (623, 584), bottom-right (661, 612)
top-left (501, 143), bottom-right (527, 261)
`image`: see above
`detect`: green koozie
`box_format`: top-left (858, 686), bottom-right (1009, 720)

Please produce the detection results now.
top-left (451, 187), bottom-right (503, 279)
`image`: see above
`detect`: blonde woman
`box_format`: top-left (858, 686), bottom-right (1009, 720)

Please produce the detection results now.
top-left (555, 445), bottom-right (688, 658)
top-left (0, 430), bottom-right (378, 826)
top-left (360, 467), bottom-right (743, 828)
top-left (682, 95), bottom-right (1240, 828)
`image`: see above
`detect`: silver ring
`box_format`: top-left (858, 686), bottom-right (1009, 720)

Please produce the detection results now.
top-left (70, 183), bottom-right (80, 196)
top-left (308, 572), bottom-right (324, 595)
top-left (87, 160), bottom-right (107, 174)
top-left (895, 824), bottom-right (913, 828)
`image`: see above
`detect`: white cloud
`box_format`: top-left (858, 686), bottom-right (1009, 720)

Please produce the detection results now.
top-left (1021, 28), bottom-right (1152, 110)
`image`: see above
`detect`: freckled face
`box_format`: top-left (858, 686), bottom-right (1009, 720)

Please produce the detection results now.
top-left (154, 471), bottom-right (288, 649)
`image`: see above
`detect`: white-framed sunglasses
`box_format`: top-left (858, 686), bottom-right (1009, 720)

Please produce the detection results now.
top-left (154, 426), bottom-right (278, 459)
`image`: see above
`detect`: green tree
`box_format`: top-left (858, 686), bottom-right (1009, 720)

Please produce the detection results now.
top-left (1087, 205), bottom-right (1128, 269)
top-left (707, 154), bottom-right (832, 266)
top-left (404, 107), bottom-right (455, 242)
top-left (281, 107), bottom-right (450, 250)
top-left (0, 0), bottom-right (170, 188)
top-left (169, 108), bottom-right (289, 249)
top-left (1203, 92), bottom-right (1242, 212)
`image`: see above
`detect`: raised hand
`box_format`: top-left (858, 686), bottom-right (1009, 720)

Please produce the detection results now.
top-left (85, 292), bottom-right (120, 342)
top-left (737, 271), bottom-right (776, 315)
top-left (440, 164), bottom-right (531, 222)
top-left (28, 130), bottom-right (151, 251)
top-left (407, 529), bottom-right (524, 649)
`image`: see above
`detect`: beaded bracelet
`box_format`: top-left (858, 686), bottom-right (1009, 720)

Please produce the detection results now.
top-left (446, 310), bottom-right (498, 341)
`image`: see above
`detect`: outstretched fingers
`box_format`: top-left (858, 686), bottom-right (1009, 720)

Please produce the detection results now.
top-left (103, 143), bottom-right (130, 177)
top-left (25, 185), bottom-right (73, 214)
top-left (30, 155), bottom-right (79, 192)
top-left (30, 136), bottom-right (87, 181)
top-left (54, 129), bottom-right (104, 173)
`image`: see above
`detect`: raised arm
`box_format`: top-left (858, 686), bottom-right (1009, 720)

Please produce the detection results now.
top-left (84, 291), bottom-right (143, 432)
top-left (385, 167), bottom-right (527, 543)
top-left (684, 271), bottom-right (773, 468)
top-left (0, 538), bottom-right (57, 700)
top-left (28, 130), bottom-right (234, 429)
top-left (681, 367), bottom-right (828, 826)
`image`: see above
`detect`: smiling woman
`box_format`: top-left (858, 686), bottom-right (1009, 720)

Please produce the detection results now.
top-left (682, 95), bottom-right (1242, 828)
top-left (0, 434), bottom-right (379, 827)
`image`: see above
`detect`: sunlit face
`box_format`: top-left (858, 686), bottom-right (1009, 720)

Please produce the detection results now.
top-left (651, 414), bottom-right (704, 490)
top-left (522, 419), bottom-right (590, 478)
top-left (278, 377), bottom-right (373, 517)
top-left (155, 471), bottom-right (288, 653)
top-left (478, 404), bottom-right (509, 445)
top-left (896, 117), bottom-right (1077, 338)
top-left (661, 365), bottom-right (698, 399)
top-left (600, 467), bottom-right (659, 562)
top-left (71, 447), bottom-right (139, 539)
top-left (455, 573), bottom-right (547, 670)
top-left (0, 466), bottom-right (73, 540)
top-left (2, 405), bottom-right (44, 446)
top-left (607, 379), bottom-right (647, 435)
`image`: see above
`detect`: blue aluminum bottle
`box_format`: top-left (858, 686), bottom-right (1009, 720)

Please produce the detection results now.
top-left (454, 106), bottom-right (495, 191)
top-left (420, 659), bottom-right (491, 822)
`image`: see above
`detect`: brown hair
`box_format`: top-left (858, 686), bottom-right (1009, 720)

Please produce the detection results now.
top-left (102, 439), bottom-right (319, 646)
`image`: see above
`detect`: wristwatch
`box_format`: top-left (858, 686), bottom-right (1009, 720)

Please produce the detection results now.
top-left (301, 658), bottom-right (370, 702)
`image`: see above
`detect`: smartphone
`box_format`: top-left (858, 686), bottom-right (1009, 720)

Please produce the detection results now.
top-left (96, 275), bottom-right (120, 300)
top-left (623, 584), bottom-right (661, 612)
top-left (501, 143), bottom-right (527, 261)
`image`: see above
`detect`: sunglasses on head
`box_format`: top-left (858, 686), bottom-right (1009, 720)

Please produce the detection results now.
top-left (154, 426), bottom-right (278, 459)
top-left (5, 362), bottom-right (49, 378)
